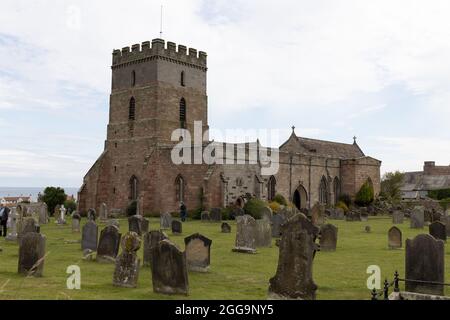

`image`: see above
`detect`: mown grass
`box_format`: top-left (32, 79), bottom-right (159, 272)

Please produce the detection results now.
top-left (0, 216), bottom-right (449, 300)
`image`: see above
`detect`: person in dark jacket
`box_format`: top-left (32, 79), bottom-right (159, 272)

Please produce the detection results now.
top-left (180, 201), bottom-right (187, 222)
top-left (0, 204), bottom-right (10, 237)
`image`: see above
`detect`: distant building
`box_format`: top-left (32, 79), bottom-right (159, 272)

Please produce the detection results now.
top-left (401, 161), bottom-right (450, 200)
top-left (0, 196), bottom-right (32, 206)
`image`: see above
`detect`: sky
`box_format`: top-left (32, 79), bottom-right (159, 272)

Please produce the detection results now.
top-left (0, 0), bottom-right (450, 188)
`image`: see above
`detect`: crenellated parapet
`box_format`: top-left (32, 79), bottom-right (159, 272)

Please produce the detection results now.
top-left (112, 38), bottom-right (207, 70)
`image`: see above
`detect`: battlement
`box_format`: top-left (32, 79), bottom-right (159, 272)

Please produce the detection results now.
top-left (112, 38), bottom-right (207, 68)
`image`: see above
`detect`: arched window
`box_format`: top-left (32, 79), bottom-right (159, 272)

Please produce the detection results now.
top-left (175, 175), bottom-right (185, 202)
top-left (180, 71), bottom-right (185, 86)
top-left (130, 175), bottom-right (139, 201)
top-left (333, 177), bottom-right (341, 205)
top-left (129, 97), bottom-right (136, 121)
top-left (131, 70), bottom-right (136, 87)
top-left (179, 98), bottom-right (186, 129)
top-left (268, 176), bottom-right (276, 201)
top-left (319, 176), bottom-right (328, 205)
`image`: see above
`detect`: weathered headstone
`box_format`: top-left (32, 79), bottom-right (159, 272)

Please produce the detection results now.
top-left (151, 239), bottom-right (189, 295)
top-left (99, 203), bottom-right (108, 221)
top-left (330, 208), bottom-right (345, 220)
top-left (172, 220), bottom-right (182, 234)
top-left (106, 219), bottom-right (120, 229)
top-left (346, 211), bottom-right (361, 222)
top-left (38, 203), bottom-right (48, 225)
top-left (128, 215), bottom-right (149, 236)
top-left (311, 203), bottom-right (325, 225)
top-left (388, 226), bottom-right (402, 249)
top-left (201, 211), bottom-right (211, 222)
top-left (81, 221), bottom-right (98, 252)
top-left (221, 222), bottom-right (231, 233)
top-left (184, 233), bottom-right (212, 272)
top-left (56, 205), bottom-right (67, 225)
top-left (18, 232), bottom-right (46, 277)
top-left (429, 221), bottom-right (447, 242)
top-left (210, 208), bottom-right (222, 222)
top-left (72, 212), bottom-right (81, 233)
top-left (410, 207), bottom-right (425, 229)
top-left (260, 206), bottom-right (273, 221)
top-left (6, 208), bottom-right (18, 242)
top-left (268, 213), bottom-right (319, 300)
top-left (271, 214), bottom-right (285, 238)
top-left (232, 215), bottom-right (257, 254)
top-left (21, 217), bottom-right (38, 236)
top-left (392, 211), bottom-right (404, 224)
top-left (405, 234), bottom-right (445, 296)
top-left (160, 212), bottom-right (172, 229)
top-left (113, 232), bottom-right (141, 288)
top-left (255, 219), bottom-right (272, 247)
top-left (87, 208), bottom-right (96, 221)
top-left (97, 225), bottom-right (121, 263)
top-left (143, 230), bottom-right (168, 267)
top-left (319, 224), bottom-right (338, 252)
top-left (360, 213), bottom-right (369, 222)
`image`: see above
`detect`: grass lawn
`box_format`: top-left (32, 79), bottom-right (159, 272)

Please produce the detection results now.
top-left (0, 216), bottom-right (449, 300)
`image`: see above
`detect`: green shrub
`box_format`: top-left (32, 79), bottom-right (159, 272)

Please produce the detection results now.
top-left (335, 201), bottom-right (349, 213)
top-left (126, 200), bottom-right (137, 216)
top-left (221, 206), bottom-right (234, 220)
top-left (243, 198), bottom-right (267, 219)
top-left (439, 198), bottom-right (450, 211)
top-left (191, 208), bottom-right (203, 220)
top-left (355, 181), bottom-right (374, 207)
top-left (429, 189), bottom-right (450, 200)
top-left (64, 199), bottom-right (77, 214)
top-left (273, 193), bottom-right (287, 206)
top-left (338, 194), bottom-right (352, 207)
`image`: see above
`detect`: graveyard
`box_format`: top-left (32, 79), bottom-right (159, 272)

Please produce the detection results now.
top-left (1, 214), bottom-right (449, 300)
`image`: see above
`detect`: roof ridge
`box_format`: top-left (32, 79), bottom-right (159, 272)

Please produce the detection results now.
top-left (297, 136), bottom-right (356, 146)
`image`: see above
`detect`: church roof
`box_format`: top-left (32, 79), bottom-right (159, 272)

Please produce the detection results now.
top-left (280, 132), bottom-right (365, 159)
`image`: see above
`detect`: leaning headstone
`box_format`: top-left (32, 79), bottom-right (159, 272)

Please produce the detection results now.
top-left (113, 232), bottom-right (141, 288)
top-left (81, 221), bottom-right (98, 252)
top-left (6, 208), bottom-right (18, 242)
top-left (151, 239), bottom-right (189, 295)
top-left (128, 215), bottom-right (146, 236)
top-left (87, 208), bottom-right (96, 221)
top-left (97, 225), bottom-right (121, 263)
top-left (405, 234), bottom-right (445, 296)
top-left (201, 211), bottom-right (211, 222)
top-left (255, 219), bottom-right (272, 247)
top-left (271, 214), bottom-right (285, 238)
top-left (210, 208), bottom-right (222, 222)
top-left (232, 215), bottom-right (257, 254)
top-left (392, 211), bottom-right (404, 224)
top-left (160, 212), bottom-right (172, 229)
top-left (184, 233), bottom-right (212, 272)
top-left (268, 213), bottom-right (319, 300)
top-left (72, 212), bottom-right (81, 233)
top-left (143, 230), bottom-right (168, 267)
top-left (18, 232), bottom-right (46, 277)
top-left (99, 203), bottom-right (108, 221)
top-left (38, 203), bottom-right (48, 225)
top-left (410, 207), bottom-right (425, 229)
top-left (221, 222), bottom-right (231, 233)
top-left (319, 224), bottom-right (338, 252)
top-left (172, 220), bottom-right (182, 235)
top-left (260, 206), bottom-right (273, 221)
top-left (388, 226), bottom-right (402, 249)
top-left (310, 203), bottom-right (325, 225)
top-left (429, 221), bottom-right (447, 242)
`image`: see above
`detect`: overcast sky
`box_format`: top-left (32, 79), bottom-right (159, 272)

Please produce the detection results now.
top-left (1, 0), bottom-right (450, 188)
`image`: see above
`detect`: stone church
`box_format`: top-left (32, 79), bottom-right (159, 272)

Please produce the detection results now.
top-left (78, 38), bottom-right (381, 215)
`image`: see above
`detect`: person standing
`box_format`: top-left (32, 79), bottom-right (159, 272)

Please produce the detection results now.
top-left (0, 204), bottom-right (10, 237)
top-left (180, 201), bottom-right (187, 222)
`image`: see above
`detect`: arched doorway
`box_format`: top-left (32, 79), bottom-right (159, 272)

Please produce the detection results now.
top-left (293, 185), bottom-right (308, 210)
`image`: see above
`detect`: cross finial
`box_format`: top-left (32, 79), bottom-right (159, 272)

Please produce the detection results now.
top-left (353, 136), bottom-right (357, 143)
top-left (292, 125), bottom-right (296, 133)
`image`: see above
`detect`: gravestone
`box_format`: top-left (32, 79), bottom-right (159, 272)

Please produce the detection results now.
top-left (210, 208), bottom-right (222, 222)
top-left (201, 211), bottom-right (210, 222)
top-left (388, 226), bottom-right (402, 249)
top-left (346, 211), bottom-right (361, 222)
top-left (310, 203), bottom-right (325, 225)
top-left (106, 219), bottom-right (120, 229)
top-left (330, 208), bottom-right (345, 220)
top-left (87, 208), bottom-right (96, 221)
top-left (260, 207), bottom-right (273, 221)
top-left (21, 217), bottom-right (38, 236)
top-left (410, 207), bottom-right (425, 229)
top-left (57, 205), bottom-right (67, 225)
top-left (99, 203), bottom-right (108, 220)
top-left (38, 203), bottom-right (48, 225)
top-left (232, 215), bottom-right (257, 254)
top-left (97, 225), bottom-right (121, 263)
top-left (72, 216), bottom-right (81, 233)
top-left (221, 222), bottom-right (231, 233)
top-left (255, 219), bottom-right (272, 247)
top-left (268, 213), bottom-right (319, 300)
top-left (172, 220), bottom-right (182, 234)
top-left (81, 221), bottom-right (98, 252)
top-left (151, 239), bottom-right (189, 295)
top-left (405, 234), bottom-right (445, 296)
top-left (6, 208), bottom-right (18, 242)
top-left (271, 214), bottom-right (285, 238)
top-left (360, 213), bottom-right (369, 222)
top-left (445, 213), bottom-right (450, 237)
top-left (319, 224), bottom-right (338, 252)
top-left (392, 211), bottom-right (404, 224)
top-left (113, 232), bottom-right (141, 288)
top-left (18, 232), bottom-right (46, 277)
top-left (429, 221), bottom-right (447, 242)
top-left (143, 230), bottom-right (168, 267)
top-left (184, 233), bottom-right (212, 272)
top-left (128, 215), bottom-right (149, 236)
top-left (160, 212), bottom-right (172, 229)
top-left (365, 225), bottom-right (371, 233)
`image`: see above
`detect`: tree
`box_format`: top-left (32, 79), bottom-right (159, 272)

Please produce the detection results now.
top-left (380, 171), bottom-right (404, 201)
top-left (41, 187), bottom-right (67, 216)
top-left (64, 199), bottom-right (77, 214)
top-left (355, 180), bottom-right (374, 207)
